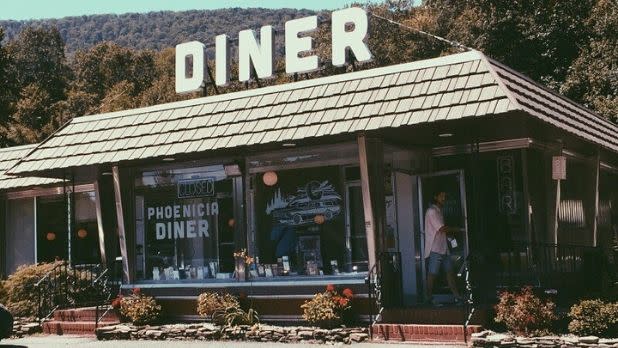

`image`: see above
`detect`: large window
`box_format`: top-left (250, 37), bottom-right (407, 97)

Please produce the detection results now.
top-left (134, 164), bottom-right (236, 283)
top-left (254, 165), bottom-right (367, 277)
top-left (5, 198), bottom-right (35, 274)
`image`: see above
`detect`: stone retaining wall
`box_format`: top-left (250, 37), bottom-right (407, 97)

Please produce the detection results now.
top-left (472, 330), bottom-right (618, 347)
top-left (96, 323), bottom-right (369, 344)
top-left (11, 318), bottom-right (42, 337)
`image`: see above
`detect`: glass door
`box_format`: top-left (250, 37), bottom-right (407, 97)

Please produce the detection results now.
top-left (344, 182), bottom-right (368, 272)
top-left (417, 170), bottom-right (469, 300)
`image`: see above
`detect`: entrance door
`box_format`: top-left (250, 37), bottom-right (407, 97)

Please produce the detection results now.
top-left (345, 183), bottom-right (368, 272)
top-left (418, 170), bottom-right (469, 301)
top-left (37, 195), bottom-right (68, 262)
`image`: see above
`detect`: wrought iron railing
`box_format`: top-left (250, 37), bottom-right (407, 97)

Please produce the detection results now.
top-left (366, 252), bottom-right (402, 335)
top-left (495, 242), bottom-right (602, 298)
top-left (34, 261), bottom-right (118, 321)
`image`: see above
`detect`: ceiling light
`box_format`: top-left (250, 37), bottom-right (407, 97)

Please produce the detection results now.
top-left (438, 133), bottom-right (454, 138)
top-left (282, 143), bottom-right (296, 147)
top-left (162, 157), bottom-right (175, 162)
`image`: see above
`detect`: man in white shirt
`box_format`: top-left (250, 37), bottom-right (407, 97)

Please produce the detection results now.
top-left (424, 190), bottom-right (462, 305)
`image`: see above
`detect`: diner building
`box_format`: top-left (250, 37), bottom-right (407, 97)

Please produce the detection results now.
top-left (2, 50), bottom-right (617, 321)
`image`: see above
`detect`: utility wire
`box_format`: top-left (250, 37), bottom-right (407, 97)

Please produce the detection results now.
top-left (369, 12), bottom-right (473, 52)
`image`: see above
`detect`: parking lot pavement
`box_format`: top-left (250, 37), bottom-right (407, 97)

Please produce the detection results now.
top-left (0, 335), bottom-right (466, 348)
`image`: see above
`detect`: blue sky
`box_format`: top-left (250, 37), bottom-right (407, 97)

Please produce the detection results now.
top-left (0, 1), bottom-right (381, 21)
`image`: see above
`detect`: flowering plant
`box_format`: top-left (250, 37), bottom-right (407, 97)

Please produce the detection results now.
top-left (233, 249), bottom-right (254, 265)
top-left (301, 284), bottom-right (354, 328)
top-left (494, 286), bottom-right (556, 336)
top-left (119, 288), bottom-right (162, 325)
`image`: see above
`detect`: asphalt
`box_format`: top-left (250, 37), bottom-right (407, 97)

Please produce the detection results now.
top-left (0, 335), bottom-right (466, 347)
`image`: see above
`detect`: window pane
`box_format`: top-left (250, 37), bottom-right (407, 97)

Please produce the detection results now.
top-left (134, 165), bottom-right (234, 282)
top-left (5, 198), bottom-right (35, 274)
top-left (73, 191), bottom-right (100, 264)
top-left (255, 166), bottom-right (358, 276)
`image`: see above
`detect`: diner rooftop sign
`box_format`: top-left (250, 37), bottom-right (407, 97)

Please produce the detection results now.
top-left (175, 7), bottom-right (373, 94)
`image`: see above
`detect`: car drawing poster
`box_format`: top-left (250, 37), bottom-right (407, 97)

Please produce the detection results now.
top-left (266, 180), bottom-right (342, 226)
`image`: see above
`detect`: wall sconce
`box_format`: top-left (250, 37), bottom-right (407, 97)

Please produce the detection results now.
top-left (262, 171), bottom-right (278, 186)
top-left (77, 228), bottom-right (88, 239)
top-left (46, 232), bottom-right (56, 241)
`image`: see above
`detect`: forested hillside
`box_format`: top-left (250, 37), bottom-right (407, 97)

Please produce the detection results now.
top-left (0, 8), bottom-right (316, 54)
top-left (0, 1), bottom-right (616, 147)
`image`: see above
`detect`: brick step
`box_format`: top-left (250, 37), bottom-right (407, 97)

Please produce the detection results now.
top-left (371, 323), bottom-right (483, 342)
top-left (53, 307), bottom-right (120, 322)
top-left (381, 306), bottom-right (488, 325)
top-left (43, 320), bottom-right (120, 336)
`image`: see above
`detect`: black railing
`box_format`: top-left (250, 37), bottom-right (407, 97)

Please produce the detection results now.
top-left (34, 261), bottom-right (118, 320)
top-left (495, 242), bottom-right (602, 299)
top-left (366, 252), bottom-right (402, 333)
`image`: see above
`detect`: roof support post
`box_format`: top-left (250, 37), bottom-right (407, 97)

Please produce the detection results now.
top-left (112, 166), bottom-right (130, 284)
top-left (592, 149), bottom-right (601, 247)
top-left (94, 179), bottom-right (107, 268)
top-left (357, 134), bottom-right (385, 272)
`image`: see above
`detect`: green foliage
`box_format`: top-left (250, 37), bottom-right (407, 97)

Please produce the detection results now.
top-left (196, 292), bottom-right (259, 327)
top-left (196, 292), bottom-right (239, 318)
top-left (568, 299), bottom-right (618, 337)
top-left (2, 262), bottom-right (60, 318)
top-left (0, 280), bottom-right (7, 305)
top-left (494, 287), bottom-right (557, 336)
top-left (0, 8), bottom-right (315, 55)
top-left (213, 305), bottom-right (260, 327)
top-left (119, 292), bottom-right (162, 325)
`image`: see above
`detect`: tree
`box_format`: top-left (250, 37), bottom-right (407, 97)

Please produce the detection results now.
top-left (2, 83), bottom-right (53, 144)
top-left (6, 26), bottom-right (70, 103)
top-left (561, 0), bottom-right (618, 123)
top-left (0, 27), bottom-right (16, 127)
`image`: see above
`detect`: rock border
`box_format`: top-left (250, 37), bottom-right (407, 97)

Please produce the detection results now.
top-left (96, 323), bottom-right (369, 344)
top-left (11, 317), bottom-right (42, 338)
top-left (472, 330), bottom-right (618, 347)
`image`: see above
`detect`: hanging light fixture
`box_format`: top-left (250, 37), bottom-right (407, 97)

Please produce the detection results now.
top-left (77, 228), bottom-right (88, 239)
top-left (46, 232), bottom-right (56, 241)
top-left (314, 214), bottom-right (326, 225)
top-left (262, 171), bottom-right (278, 186)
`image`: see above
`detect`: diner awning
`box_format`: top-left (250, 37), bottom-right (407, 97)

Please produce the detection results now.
top-left (0, 144), bottom-right (62, 190)
top-left (7, 50), bottom-right (618, 176)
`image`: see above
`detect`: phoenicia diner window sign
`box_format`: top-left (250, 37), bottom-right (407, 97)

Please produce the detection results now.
top-left (175, 7), bottom-right (373, 94)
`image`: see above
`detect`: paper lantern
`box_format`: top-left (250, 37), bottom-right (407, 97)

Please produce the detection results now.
top-left (228, 218), bottom-right (235, 228)
top-left (262, 171), bottom-right (278, 186)
top-left (77, 228), bottom-right (88, 239)
top-left (46, 232), bottom-right (56, 241)
top-left (314, 214), bottom-right (326, 225)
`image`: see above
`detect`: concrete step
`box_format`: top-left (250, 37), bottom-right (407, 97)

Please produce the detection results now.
top-left (371, 323), bottom-right (483, 343)
top-left (53, 307), bottom-right (120, 322)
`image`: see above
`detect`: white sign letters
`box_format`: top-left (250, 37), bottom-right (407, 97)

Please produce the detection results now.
top-left (175, 7), bottom-right (373, 94)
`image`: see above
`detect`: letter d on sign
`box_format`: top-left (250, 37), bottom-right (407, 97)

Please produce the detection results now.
top-left (176, 41), bottom-right (207, 94)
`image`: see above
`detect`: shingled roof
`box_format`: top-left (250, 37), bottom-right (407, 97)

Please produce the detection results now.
top-left (0, 144), bottom-right (61, 190)
top-left (7, 50), bottom-right (618, 176)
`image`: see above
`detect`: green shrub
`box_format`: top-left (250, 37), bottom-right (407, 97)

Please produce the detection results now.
top-left (3, 262), bottom-right (60, 318)
top-left (494, 287), bottom-right (557, 336)
top-left (119, 289), bottom-right (161, 325)
top-left (196, 292), bottom-right (259, 326)
top-left (197, 292), bottom-right (239, 318)
top-left (0, 280), bottom-right (7, 305)
top-left (301, 285), bottom-right (353, 329)
top-left (568, 299), bottom-right (618, 337)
